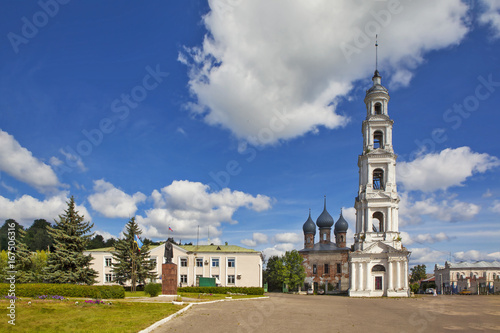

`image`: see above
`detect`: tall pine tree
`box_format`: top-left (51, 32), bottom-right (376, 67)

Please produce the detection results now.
top-left (45, 196), bottom-right (97, 284)
top-left (15, 228), bottom-right (36, 283)
top-left (112, 217), bottom-right (156, 291)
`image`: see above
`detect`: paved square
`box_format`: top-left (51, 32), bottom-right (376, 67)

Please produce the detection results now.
top-left (152, 293), bottom-right (500, 333)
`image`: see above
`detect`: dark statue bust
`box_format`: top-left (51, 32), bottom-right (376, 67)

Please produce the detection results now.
top-left (164, 238), bottom-right (173, 263)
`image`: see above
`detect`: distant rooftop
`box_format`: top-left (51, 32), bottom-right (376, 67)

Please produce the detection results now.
top-left (437, 260), bottom-right (500, 269)
top-left (85, 244), bottom-right (259, 253)
top-left (180, 244), bottom-right (259, 253)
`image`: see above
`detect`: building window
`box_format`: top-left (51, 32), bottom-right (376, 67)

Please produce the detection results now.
top-left (337, 263), bottom-right (341, 274)
top-left (313, 264), bottom-right (317, 275)
top-left (374, 102), bottom-right (382, 115)
top-left (373, 169), bottom-right (384, 190)
top-left (196, 258), bottom-right (203, 267)
top-left (373, 212), bottom-right (384, 232)
top-left (105, 274), bottom-right (113, 283)
top-left (212, 258), bottom-right (220, 267)
top-left (372, 264), bottom-right (386, 272)
top-left (227, 275), bottom-right (235, 284)
top-left (374, 131), bottom-right (383, 149)
top-left (324, 264), bottom-right (329, 274)
top-left (375, 276), bottom-right (383, 290)
top-left (228, 258), bottom-right (235, 268)
top-left (180, 258), bottom-right (188, 267)
top-left (180, 275), bottom-right (188, 283)
top-left (212, 275), bottom-right (219, 280)
top-left (150, 258), bottom-right (157, 266)
top-left (105, 258), bottom-right (112, 267)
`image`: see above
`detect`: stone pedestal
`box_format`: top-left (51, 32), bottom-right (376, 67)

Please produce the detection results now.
top-left (162, 263), bottom-right (177, 295)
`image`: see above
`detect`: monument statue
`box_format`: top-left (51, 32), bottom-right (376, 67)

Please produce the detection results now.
top-left (164, 239), bottom-right (173, 263)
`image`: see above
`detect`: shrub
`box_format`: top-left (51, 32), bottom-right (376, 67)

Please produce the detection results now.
top-left (178, 286), bottom-right (264, 295)
top-left (0, 283), bottom-right (125, 299)
top-left (144, 283), bottom-right (162, 297)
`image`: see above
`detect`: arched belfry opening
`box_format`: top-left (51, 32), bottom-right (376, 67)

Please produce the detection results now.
top-left (373, 169), bottom-right (384, 190)
top-left (374, 102), bottom-right (382, 115)
top-left (372, 212), bottom-right (384, 232)
top-left (373, 131), bottom-right (383, 149)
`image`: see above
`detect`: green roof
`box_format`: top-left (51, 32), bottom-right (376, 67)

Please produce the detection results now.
top-left (85, 244), bottom-right (259, 254)
top-left (180, 245), bottom-right (259, 253)
top-left (85, 247), bottom-right (116, 252)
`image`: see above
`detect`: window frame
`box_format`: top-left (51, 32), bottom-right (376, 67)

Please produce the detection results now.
top-left (196, 258), bottom-right (203, 267)
top-left (212, 258), bottom-right (220, 267)
top-left (180, 274), bottom-right (188, 283)
top-left (227, 275), bottom-right (235, 284)
top-left (227, 258), bottom-right (236, 268)
top-left (180, 258), bottom-right (188, 267)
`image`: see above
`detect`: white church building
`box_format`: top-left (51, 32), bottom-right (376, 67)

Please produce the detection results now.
top-left (348, 69), bottom-right (410, 297)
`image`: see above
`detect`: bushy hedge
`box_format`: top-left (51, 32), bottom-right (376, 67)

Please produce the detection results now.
top-left (0, 283), bottom-right (125, 299)
top-left (178, 286), bottom-right (264, 295)
top-left (144, 283), bottom-right (162, 297)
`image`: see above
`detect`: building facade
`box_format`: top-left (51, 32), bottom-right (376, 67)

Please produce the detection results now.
top-left (348, 70), bottom-right (410, 297)
top-left (435, 261), bottom-right (500, 294)
top-left (85, 243), bottom-right (263, 288)
top-left (299, 201), bottom-right (350, 293)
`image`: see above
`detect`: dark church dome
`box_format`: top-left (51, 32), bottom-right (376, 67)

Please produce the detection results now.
top-left (302, 210), bottom-right (316, 235)
top-left (316, 197), bottom-right (334, 228)
top-left (334, 212), bottom-right (349, 234)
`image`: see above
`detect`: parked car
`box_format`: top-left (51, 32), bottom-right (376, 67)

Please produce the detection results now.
top-left (307, 288), bottom-right (314, 295)
top-left (425, 288), bottom-right (435, 294)
top-left (459, 289), bottom-right (472, 295)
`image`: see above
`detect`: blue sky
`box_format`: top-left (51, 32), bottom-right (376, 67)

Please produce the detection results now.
top-left (1, 0), bottom-right (500, 270)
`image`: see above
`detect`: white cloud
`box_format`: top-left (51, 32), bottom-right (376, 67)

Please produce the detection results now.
top-left (479, 0), bottom-right (500, 38)
top-left (180, 0), bottom-right (469, 145)
top-left (241, 232), bottom-right (269, 247)
top-left (409, 247), bottom-right (447, 266)
top-left (95, 230), bottom-right (117, 241)
top-left (483, 189), bottom-right (493, 198)
top-left (491, 200), bottom-right (500, 214)
top-left (262, 243), bottom-right (296, 260)
top-left (88, 179), bottom-right (147, 218)
top-left (454, 250), bottom-right (500, 261)
top-left (397, 147), bottom-right (499, 192)
top-left (400, 231), bottom-right (451, 245)
top-left (0, 129), bottom-right (60, 192)
top-left (274, 232), bottom-right (301, 244)
top-left (58, 148), bottom-right (87, 172)
top-left (136, 180), bottom-right (272, 240)
top-left (0, 193), bottom-right (91, 226)
top-left (399, 192), bottom-right (480, 225)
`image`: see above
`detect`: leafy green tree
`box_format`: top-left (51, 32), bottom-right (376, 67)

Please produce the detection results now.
top-left (410, 264), bottom-right (427, 283)
top-left (45, 196), bottom-right (97, 284)
top-left (265, 255), bottom-right (285, 291)
top-left (87, 234), bottom-right (107, 249)
top-left (31, 250), bottom-right (48, 283)
top-left (0, 250), bottom-right (8, 282)
top-left (25, 219), bottom-right (53, 251)
top-left (265, 250), bottom-right (306, 291)
top-left (0, 219), bottom-right (24, 251)
top-left (104, 237), bottom-right (117, 247)
top-left (282, 250), bottom-right (306, 290)
top-left (111, 217), bottom-right (156, 291)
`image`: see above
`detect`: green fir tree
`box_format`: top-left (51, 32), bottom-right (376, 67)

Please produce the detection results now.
top-left (15, 228), bottom-right (36, 283)
top-left (112, 217), bottom-right (156, 291)
top-left (45, 196), bottom-right (97, 284)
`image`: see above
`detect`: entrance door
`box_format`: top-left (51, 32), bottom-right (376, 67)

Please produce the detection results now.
top-left (375, 276), bottom-right (383, 290)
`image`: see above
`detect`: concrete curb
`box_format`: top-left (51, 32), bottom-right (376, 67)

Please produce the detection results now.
top-left (138, 296), bottom-right (269, 333)
top-left (137, 303), bottom-right (193, 333)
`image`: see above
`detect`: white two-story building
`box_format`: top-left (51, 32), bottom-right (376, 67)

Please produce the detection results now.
top-left (85, 242), bottom-right (263, 288)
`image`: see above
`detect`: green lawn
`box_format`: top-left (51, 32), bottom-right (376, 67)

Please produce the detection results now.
top-left (0, 299), bottom-right (184, 333)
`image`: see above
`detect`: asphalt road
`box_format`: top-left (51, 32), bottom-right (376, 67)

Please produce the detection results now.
top-left (151, 293), bottom-right (500, 333)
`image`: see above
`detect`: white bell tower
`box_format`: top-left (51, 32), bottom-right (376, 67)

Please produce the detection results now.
top-left (349, 66), bottom-right (410, 297)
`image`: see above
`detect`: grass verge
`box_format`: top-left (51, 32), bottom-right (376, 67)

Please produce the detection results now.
top-left (0, 299), bottom-right (184, 333)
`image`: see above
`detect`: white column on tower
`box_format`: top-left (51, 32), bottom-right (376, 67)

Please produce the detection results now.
top-left (363, 261), bottom-right (369, 291)
top-left (357, 262), bottom-right (363, 291)
top-left (396, 260), bottom-right (401, 290)
top-left (350, 262), bottom-right (356, 291)
top-left (388, 260), bottom-right (393, 291)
